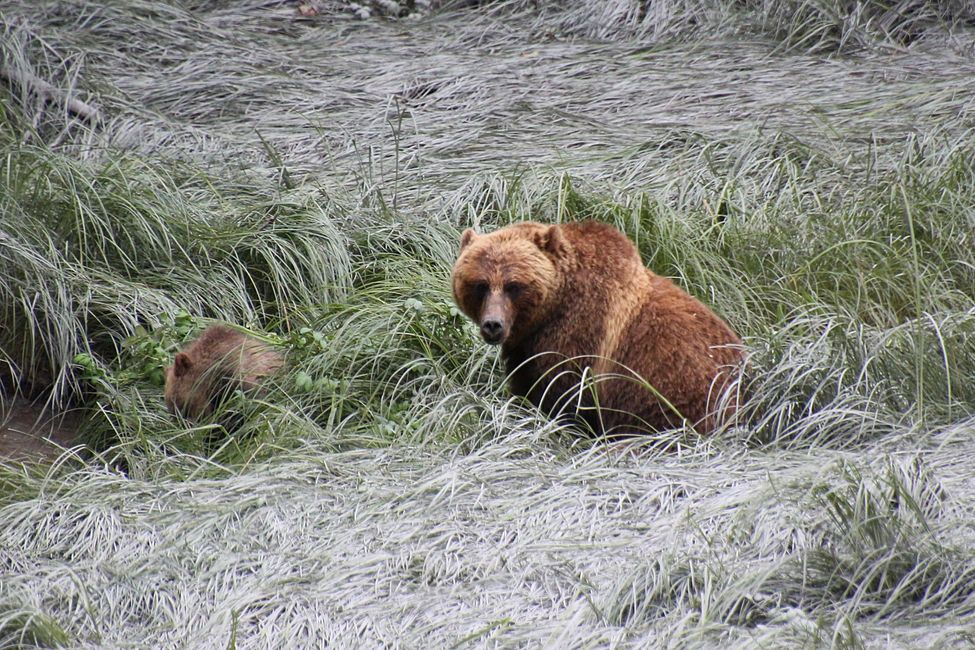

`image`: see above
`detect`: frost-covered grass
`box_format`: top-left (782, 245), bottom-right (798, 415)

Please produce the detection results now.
top-left (1, 1), bottom-right (975, 648)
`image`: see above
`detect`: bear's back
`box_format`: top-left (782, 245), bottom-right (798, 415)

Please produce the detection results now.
top-left (560, 221), bottom-right (644, 271)
top-left (193, 326), bottom-right (281, 387)
top-left (503, 221), bottom-right (743, 435)
top-left (605, 272), bottom-right (743, 432)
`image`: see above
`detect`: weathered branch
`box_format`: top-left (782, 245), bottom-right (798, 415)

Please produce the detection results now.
top-left (0, 65), bottom-right (99, 123)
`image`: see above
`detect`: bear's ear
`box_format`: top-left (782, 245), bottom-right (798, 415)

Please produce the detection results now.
top-left (460, 228), bottom-right (477, 250)
top-left (173, 352), bottom-right (193, 378)
top-left (533, 224), bottom-right (567, 258)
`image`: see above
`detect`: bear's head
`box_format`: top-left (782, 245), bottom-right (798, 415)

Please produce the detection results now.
top-left (164, 352), bottom-right (212, 418)
top-left (452, 222), bottom-right (568, 347)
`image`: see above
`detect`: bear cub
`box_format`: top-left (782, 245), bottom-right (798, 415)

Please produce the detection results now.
top-left (164, 324), bottom-right (284, 420)
top-left (452, 221), bottom-right (744, 435)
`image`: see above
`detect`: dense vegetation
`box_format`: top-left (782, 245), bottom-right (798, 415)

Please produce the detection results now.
top-left (1, 0), bottom-right (974, 647)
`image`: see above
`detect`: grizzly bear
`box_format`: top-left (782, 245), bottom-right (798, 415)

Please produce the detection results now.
top-left (451, 221), bottom-right (744, 436)
top-left (164, 324), bottom-right (284, 420)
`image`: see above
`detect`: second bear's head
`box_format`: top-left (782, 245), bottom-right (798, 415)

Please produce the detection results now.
top-left (451, 222), bottom-right (569, 347)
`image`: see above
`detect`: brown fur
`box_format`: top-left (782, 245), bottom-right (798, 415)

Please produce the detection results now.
top-left (452, 221), bottom-right (744, 435)
top-left (164, 325), bottom-right (284, 420)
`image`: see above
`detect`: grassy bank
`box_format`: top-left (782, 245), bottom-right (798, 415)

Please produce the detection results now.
top-left (1, 0), bottom-right (974, 647)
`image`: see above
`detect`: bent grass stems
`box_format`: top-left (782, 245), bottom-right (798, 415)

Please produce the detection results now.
top-left (0, 1), bottom-right (974, 647)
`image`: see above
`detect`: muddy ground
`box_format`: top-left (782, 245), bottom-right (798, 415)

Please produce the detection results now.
top-left (0, 395), bottom-right (83, 464)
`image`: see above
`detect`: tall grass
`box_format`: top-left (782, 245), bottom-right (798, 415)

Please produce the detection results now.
top-left (0, 107), bottom-right (352, 403)
top-left (0, 0), bottom-right (974, 647)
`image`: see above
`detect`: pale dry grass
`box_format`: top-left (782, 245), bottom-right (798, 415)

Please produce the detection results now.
top-left (1, 1), bottom-right (974, 648)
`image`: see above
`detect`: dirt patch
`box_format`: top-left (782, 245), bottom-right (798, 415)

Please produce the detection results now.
top-left (0, 395), bottom-right (85, 464)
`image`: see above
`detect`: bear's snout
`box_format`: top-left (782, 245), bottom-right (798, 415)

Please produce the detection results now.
top-left (480, 318), bottom-right (505, 345)
top-left (479, 288), bottom-right (510, 345)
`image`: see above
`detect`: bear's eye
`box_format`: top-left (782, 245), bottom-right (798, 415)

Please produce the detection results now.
top-left (471, 282), bottom-right (489, 299)
top-left (504, 282), bottom-right (523, 298)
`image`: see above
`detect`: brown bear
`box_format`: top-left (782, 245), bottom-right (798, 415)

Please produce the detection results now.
top-left (451, 221), bottom-right (744, 436)
top-left (164, 324), bottom-right (284, 420)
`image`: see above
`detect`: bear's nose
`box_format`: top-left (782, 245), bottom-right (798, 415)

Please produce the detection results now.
top-left (480, 319), bottom-right (504, 344)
